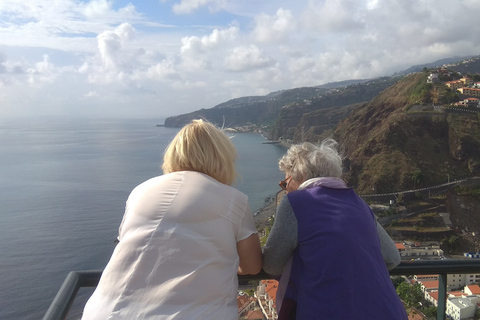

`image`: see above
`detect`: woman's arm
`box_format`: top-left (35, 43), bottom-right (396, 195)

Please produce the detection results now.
top-left (376, 220), bottom-right (401, 270)
top-left (262, 196), bottom-right (298, 276)
top-left (237, 233), bottom-right (262, 275)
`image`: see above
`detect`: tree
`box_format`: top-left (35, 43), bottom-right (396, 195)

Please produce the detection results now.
top-left (422, 306), bottom-right (437, 319)
top-left (396, 282), bottom-right (424, 308)
top-left (391, 276), bottom-right (405, 289)
top-left (449, 235), bottom-right (459, 252)
top-left (412, 170), bottom-right (422, 189)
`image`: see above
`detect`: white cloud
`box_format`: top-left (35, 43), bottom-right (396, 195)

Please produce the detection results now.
top-left (252, 8), bottom-right (296, 43)
top-left (84, 90), bottom-right (99, 97)
top-left (144, 58), bottom-right (180, 81)
top-left (81, 0), bottom-right (113, 18)
top-left (2, 0), bottom-right (480, 119)
top-left (302, 0), bottom-right (365, 33)
top-left (27, 55), bottom-right (57, 85)
top-left (224, 45), bottom-right (274, 71)
top-left (366, 0), bottom-right (379, 10)
top-left (172, 0), bottom-right (226, 14)
top-left (180, 26), bottom-right (238, 70)
top-left (96, 23), bottom-right (136, 70)
top-left (180, 27), bottom-right (238, 54)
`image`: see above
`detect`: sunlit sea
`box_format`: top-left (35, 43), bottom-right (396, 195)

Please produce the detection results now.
top-left (0, 118), bottom-right (286, 320)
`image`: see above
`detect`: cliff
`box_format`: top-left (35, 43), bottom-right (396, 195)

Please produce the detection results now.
top-left (333, 72), bottom-right (480, 194)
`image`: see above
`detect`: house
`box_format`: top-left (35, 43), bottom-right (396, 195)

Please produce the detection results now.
top-left (446, 296), bottom-right (480, 320)
top-left (256, 280), bottom-right (278, 320)
top-left (396, 242), bottom-right (443, 259)
top-left (460, 77), bottom-right (472, 86)
top-left (414, 274), bottom-right (438, 282)
top-left (455, 97), bottom-right (480, 107)
top-left (238, 293), bottom-right (258, 317)
top-left (457, 87), bottom-right (480, 97)
top-left (446, 80), bottom-right (465, 90)
top-left (427, 73), bottom-right (440, 83)
top-left (418, 280), bottom-right (439, 299)
top-left (465, 285), bottom-right (480, 295)
top-left (425, 290), bottom-right (467, 307)
top-left (415, 272), bottom-right (480, 292)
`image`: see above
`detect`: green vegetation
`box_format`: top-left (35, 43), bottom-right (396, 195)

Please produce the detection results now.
top-left (411, 170), bottom-right (423, 189)
top-left (259, 228), bottom-right (270, 247)
top-left (391, 276), bottom-right (405, 289)
top-left (408, 76), bottom-right (433, 104)
top-left (441, 235), bottom-right (459, 253)
top-left (376, 207), bottom-right (400, 217)
top-left (396, 282), bottom-right (423, 308)
top-left (454, 185), bottom-right (480, 199)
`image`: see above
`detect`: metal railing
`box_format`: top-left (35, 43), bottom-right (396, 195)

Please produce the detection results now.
top-left (43, 259), bottom-right (480, 320)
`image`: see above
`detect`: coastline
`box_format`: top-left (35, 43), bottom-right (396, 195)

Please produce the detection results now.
top-left (253, 190), bottom-right (285, 231)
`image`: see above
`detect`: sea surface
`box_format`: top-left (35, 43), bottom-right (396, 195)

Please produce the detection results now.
top-left (0, 118), bottom-right (286, 320)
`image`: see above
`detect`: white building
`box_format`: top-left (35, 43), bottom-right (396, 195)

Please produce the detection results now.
top-left (446, 296), bottom-right (480, 320)
top-left (396, 242), bottom-right (443, 259)
top-left (416, 273), bottom-right (480, 291)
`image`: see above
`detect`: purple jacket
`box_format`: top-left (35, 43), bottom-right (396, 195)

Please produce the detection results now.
top-left (282, 186), bottom-right (407, 319)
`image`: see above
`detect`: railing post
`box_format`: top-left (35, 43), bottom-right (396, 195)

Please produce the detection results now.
top-left (42, 272), bottom-right (81, 320)
top-left (43, 271), bottom-right (102, 320)
top-left (437, 273), bottom-right (447, 320)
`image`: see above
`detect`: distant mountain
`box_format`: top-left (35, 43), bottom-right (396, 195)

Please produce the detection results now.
top-left (397, 55), bottom-right (477, 75)
top-left (446, 56), bottom-right (480, 74)
top-left (164, 56), bottom-right (480, 129)
top-left (164, 77), bottom-right (398, 129)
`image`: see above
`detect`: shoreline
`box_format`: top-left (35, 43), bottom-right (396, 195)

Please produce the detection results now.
top-left (253, 190), bottom-right (285, 231)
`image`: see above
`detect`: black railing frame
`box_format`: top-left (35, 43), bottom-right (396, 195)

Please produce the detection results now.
top-left (43, 259), bottom-right (480, 320)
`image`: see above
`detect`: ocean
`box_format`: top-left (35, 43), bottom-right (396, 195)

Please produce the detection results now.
top-left (0, 118), bottom-right (286, 320)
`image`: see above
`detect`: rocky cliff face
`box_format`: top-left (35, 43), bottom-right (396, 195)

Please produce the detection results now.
top-left (332, 73), bottom-right (480, 194)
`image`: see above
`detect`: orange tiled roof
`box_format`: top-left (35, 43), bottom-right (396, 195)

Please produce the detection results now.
top-left (428, 291), bottom-right (439, 301)
top-left (466, 285), bottom-right (480, 295)
top-left (237, 294), bottom-right (250, 309)
top-left (418, 280), bottom-right (439, 289)
top-left (428, 291), bottom-right (466, 302)
top-left (449, 291), bottom-right (468, 297)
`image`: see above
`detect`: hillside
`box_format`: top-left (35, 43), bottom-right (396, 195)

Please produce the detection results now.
top-left (333, 72), bottom-right (480, 194)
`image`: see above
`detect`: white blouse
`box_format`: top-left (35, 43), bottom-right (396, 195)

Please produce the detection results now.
top-left (82, 171), bottom-right (257, 320)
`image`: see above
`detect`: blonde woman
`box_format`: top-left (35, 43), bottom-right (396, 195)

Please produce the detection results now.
top-left (82, 119), bottom-right (262, 320)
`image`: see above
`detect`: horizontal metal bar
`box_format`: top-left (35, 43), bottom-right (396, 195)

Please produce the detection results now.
top-left (43, 260), bottom-right (480, 320)
top-left (389, 259), bottom-right (480, 275)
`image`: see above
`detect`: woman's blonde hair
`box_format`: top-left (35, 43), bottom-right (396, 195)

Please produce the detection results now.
top-left (279, 139), bottom-right (343, 182)
top-left (162, 119), bottom-right (238, 185)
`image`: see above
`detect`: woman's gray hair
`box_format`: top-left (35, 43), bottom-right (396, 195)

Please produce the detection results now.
top-left (279, 139), bottom-right (343, 181)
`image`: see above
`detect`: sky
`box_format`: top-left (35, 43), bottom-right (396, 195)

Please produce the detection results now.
top-left (1, 0), bottom-right (480, 120)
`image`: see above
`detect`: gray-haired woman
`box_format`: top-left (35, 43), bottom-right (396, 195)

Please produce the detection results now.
top-left (263, 139), bottom-right (407, 320)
